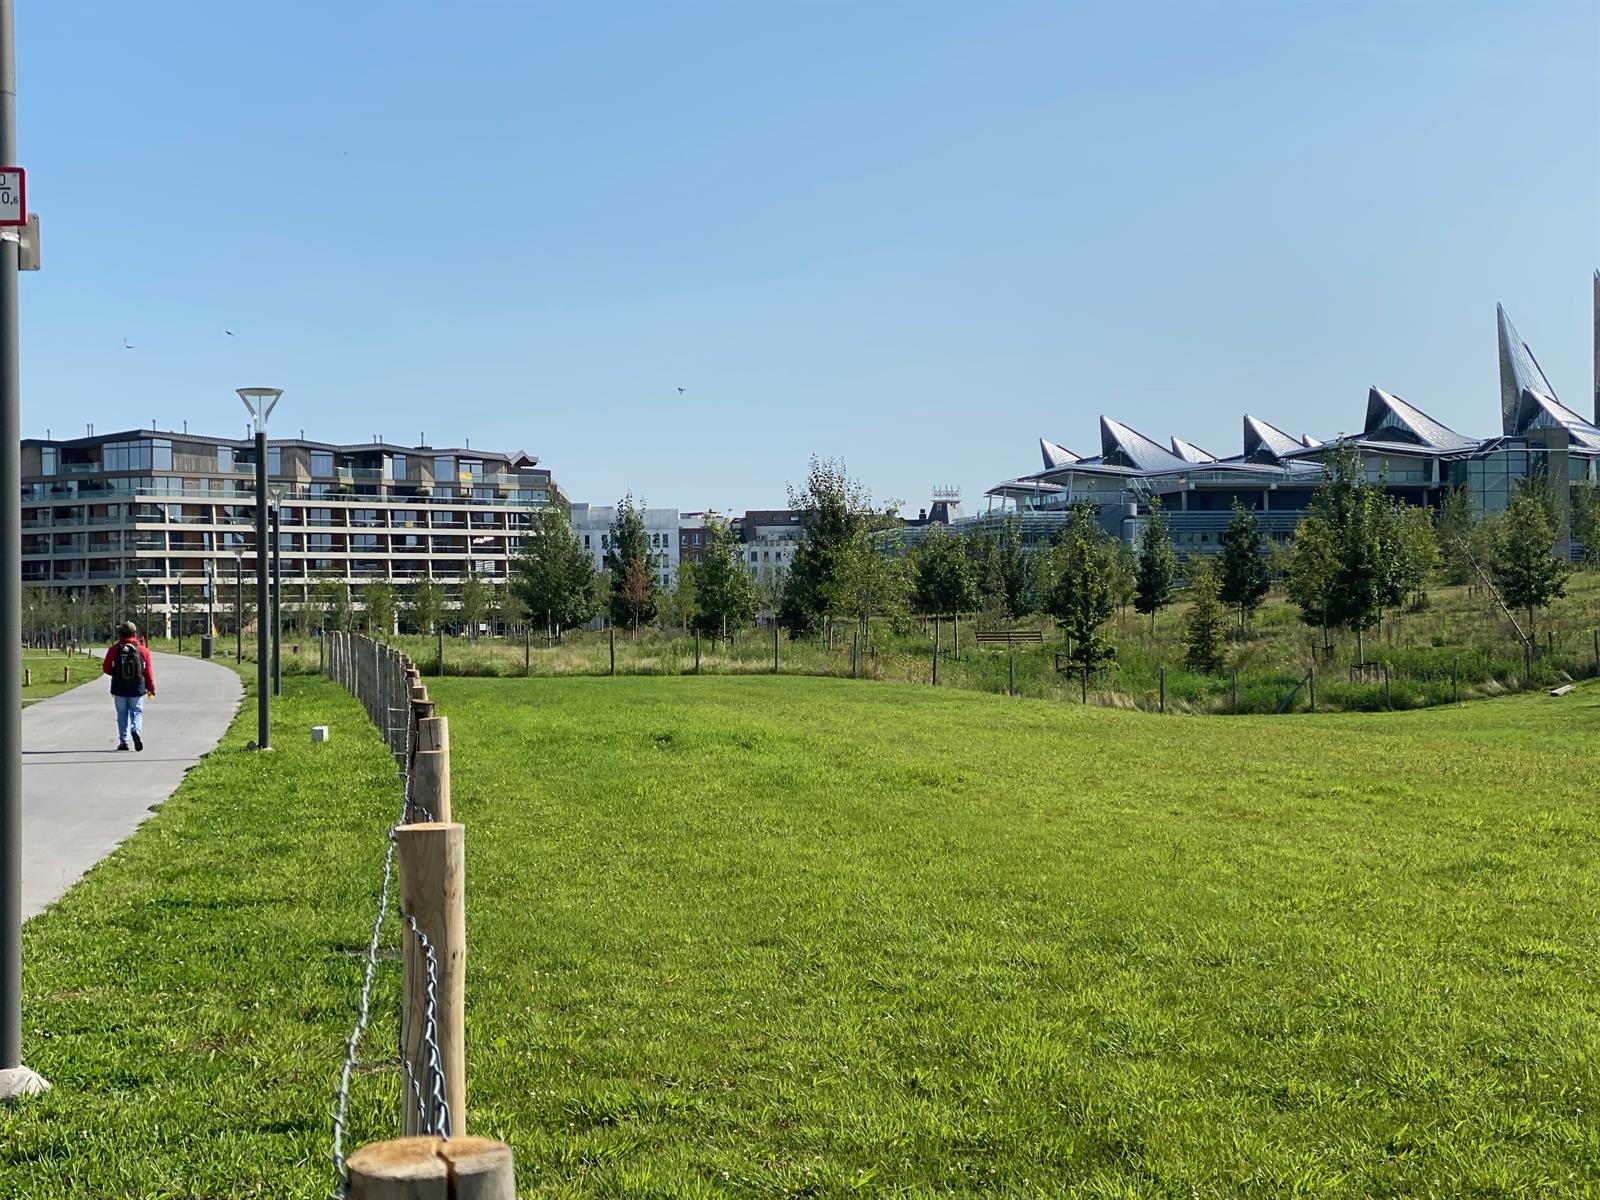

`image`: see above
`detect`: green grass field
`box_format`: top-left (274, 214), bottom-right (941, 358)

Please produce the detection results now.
top-left (20, 650), bottom-right (100, 705)
top-left (3, 673), bottom-right (1597, 1197)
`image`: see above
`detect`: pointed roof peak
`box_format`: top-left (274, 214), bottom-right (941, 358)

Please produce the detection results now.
top-left (1498, 303), bottom-right (1558, 434)
top-left (1242, 414), bottom-right (1303, 463)
top-left (1363, 386), bottom-right (1474, 450)
top-left (1169, 436), bottom-right (1217, 464)
top-left (1098, 416), bottom-right (1189, 472)
top-left (1039, 438), bottom-right (1079, 469)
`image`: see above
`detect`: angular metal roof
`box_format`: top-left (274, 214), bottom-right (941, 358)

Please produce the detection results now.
top-left (1039, 438), bottom-right (1079, 469)
top-left (1099, 416), bottom-right (1191, 472)
top-left (1362, 387), bottom-right (1477, 451)
top-left (1169, 436), bottom-right (1217, 463)
top-left (1242, 415), bottom-right (1305, 463)
top-left (1498, 304), bottom-right (1559, 436)
top-left (1514, 387), bottom-right (1600, 451)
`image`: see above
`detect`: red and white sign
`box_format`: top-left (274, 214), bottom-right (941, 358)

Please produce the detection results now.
top-left (0, 168), bottom-right (24, 227)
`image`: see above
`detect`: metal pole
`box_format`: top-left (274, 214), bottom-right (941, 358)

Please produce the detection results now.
top-left (270, 502), bottom-right (281, 696)
top-left (0, 0), bottom-right (47, 1094)
top-left (254, 428), bottom-right (270, 748)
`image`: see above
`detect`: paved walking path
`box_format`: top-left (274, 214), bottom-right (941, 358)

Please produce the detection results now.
top-left (21, 652), bottom-right (242, 919)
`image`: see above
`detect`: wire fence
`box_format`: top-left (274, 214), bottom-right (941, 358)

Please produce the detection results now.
top-left (322, 631), bottom-right (456, 1197)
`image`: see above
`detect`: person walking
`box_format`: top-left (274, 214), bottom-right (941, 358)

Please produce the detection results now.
top-left (101, 621), bottom-right (156, 751)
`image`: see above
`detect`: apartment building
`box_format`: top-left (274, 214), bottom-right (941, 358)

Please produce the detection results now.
top-left (20, 429), bottom-right (563, 632)
top-left (569, 502), bottom-right (680, 589)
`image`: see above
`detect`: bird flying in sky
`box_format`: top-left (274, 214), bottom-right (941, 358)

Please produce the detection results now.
top-left (122, 339), bottom-right (135, 350)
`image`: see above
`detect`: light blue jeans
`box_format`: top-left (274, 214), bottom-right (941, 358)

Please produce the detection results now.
top-left (114, 694), bottom-right (145, 745)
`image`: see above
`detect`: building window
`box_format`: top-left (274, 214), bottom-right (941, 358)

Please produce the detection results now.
top-left (583, 534), bottom-right (591, 548)
top-left (433, 456), bottom-right (454, 481)
top-left (310, 451), bottom-right (334, 476)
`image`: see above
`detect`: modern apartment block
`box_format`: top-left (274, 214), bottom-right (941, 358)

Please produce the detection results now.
top-left (20, 429), bottom-right (563, 632)
top-left (569, 502), bottom-right (680, 589)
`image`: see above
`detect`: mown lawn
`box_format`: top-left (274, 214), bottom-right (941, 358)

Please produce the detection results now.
top-left (4, 673), bottom-right (1598, 1197)
top-left (20, 650), bottom-right (100, 705)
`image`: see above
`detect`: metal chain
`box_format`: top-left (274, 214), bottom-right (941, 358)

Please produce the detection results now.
top-left (400, 910), bottom-right (454, 1140)
top-left (329, 639), bottom-right (421, 1198)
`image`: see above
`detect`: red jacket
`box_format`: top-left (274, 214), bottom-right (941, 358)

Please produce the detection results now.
top-left (102, 638), bottom-right (156, 696)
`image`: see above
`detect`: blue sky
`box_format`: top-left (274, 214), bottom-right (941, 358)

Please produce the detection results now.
top-left (16, 0), bottom-right (1599, 513)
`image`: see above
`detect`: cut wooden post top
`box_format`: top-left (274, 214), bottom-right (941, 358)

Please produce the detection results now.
top-left (416, 715), bottom-right (449, 753)
top-left (347, 1135), bottom-right (514, 1199)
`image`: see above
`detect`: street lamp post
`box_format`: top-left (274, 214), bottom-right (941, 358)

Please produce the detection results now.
top-left (234, 551), bottom-right (243, 661)
top-left (238, 388), bottom-right (281, 750)
top-left (269, 485), bottom-right (282, 697)
top-left (203, 559), bottom-right (215, 659)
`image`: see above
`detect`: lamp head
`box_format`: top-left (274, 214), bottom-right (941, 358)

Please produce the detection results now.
top-left (237, 388), bottom-right (283, 429)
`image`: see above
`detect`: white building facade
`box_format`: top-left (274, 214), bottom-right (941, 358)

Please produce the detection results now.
top-left (569, 503), bottom-right (680, 590)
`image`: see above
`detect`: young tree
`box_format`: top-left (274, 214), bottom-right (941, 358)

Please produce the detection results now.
top-left (1436, 485), bottom-right (1477, 586)
top-left (1569, 482), bottom-right (1600, 570)
top-left (511, 504), bottom-right (597, 634)
top-left (1489, 491), bottom-right (1570, 642)
top-left (363, 580), bottom-right (396, 638)
top-left (1182, 557), bottom-right (1228, 673)
top-left (1218, 500), bottom-right (1271, 634)
top-left (1106, 541), bottom-right (1137, 620)
top-left (403, 576), bottom-right (443, 635)
top-left (1390, 503), bottom-right (1439, 610)
top-left (779, 457), bottom-right (873, 637)
top-left (1285, 515), bottom-right (1338, 650)
top-left (1042, 504), bottom-right (1116, 669)
top-left (911, 527), bottom-right (976, 618)
top-left (1133, 499), bottom-right (1177, 632)
top-left (1310, 441), bottom-right (1389, 660)
top-left (693, 518), bottom-right (759, 638)
top-left (312, 573), bottom-right (353, 632)
top-left (835, 525), bottom-right (912, 641)
top-left (607, 493), bottom-right (658, 628)
top-left (993, 514), bottom-right (1036, 617)
top-left (490, 579), bottom-right (528, 634)
top-left (458, 569), bottom-right (489, 639)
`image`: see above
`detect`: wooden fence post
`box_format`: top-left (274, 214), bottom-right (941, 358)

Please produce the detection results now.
top-left (1383, 661), bottom-right (1392, 710)
top-left (851, 631), bottom-right (859, 679)
top-left (62, 664), bottom-right (68, 683)
top-left (1231, 671), bottom-right (1238, 713)
top-left (396, 822), bottom-right (467, 1139)
top-left (932, 620), bottom-right (939, 686)
top-left (1308, 666), bottom-right (1316, 712)
top-left (436, 628), bottom-right (443, 678)
top-left (413, 716), bottom-right (451, 824)
top-left (524, 625), bottom-right (530, 675)
top-left (609, 628), bottom-right (616, 676)
top-left (1158, 667), bottom-right (1165, 714)
top-left (346, 1136), bottom-right (514, 1199)
top-left (953, 612), bottom-right (960, 663)
top-left (694, 632), bottom-right (701, 675)
top-left (1080, 661), bottom-right (1088, 705)
top-left (1008, 645), bottom-right (1015, 697)
top-left (22, 668), bottom-right (29, 687)
top-left (773, 626), bottom-right (779, 675)
top-left (1452, 656), bottom-right (1459, 703)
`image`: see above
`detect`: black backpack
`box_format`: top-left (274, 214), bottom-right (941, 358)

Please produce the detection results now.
top-left (112, 642), bottom-right (145, 695)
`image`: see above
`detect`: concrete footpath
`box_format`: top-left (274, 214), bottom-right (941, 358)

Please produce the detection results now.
top-left (21, 652), bottom-right (242, 919)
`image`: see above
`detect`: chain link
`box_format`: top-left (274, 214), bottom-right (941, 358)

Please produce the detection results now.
top-left (327, 636), bottom-right (427, 1198)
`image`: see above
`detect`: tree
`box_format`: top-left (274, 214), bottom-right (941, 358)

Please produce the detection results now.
top-left (1106, 541), bottom-right (1137, 620)
top-left (1436, 485), bottom-right (1477, 586)
top-left (1569, 482), bottom-right (1600, 570)
top-left (1390, 503), bottom-right (1439, 610)
top-left (692, 518), bottom-right (758, 638)
top-left (511, 504), bottom-right (597, 633)
top-left (621, 560), bottom-right (652, 629)
top-left (1042, 504), bottom-right (1115, 669)
top-left (1217, 500), bottom-right (1271, 634)
top-left (1133, 499), bottom-right (1177, 632)
top-left (312, 573), bottom-right (353, 632)
top-left (1285, 515), bottom-right (1338, 649)
top-left (490, 579), bottom-right (528, 633)
top-left (779, 457), bottom-right (874, 637)
top-left (835, 526), bottom-right (912, 640)
top-left (363, 580), bottom-right (396, 638)
top-left (458, 569), bottom-right (489, 639)
top-left (993, 514), bottom-right (1036, 617)
top-left (1182, 558), bottom-right (1228, 673)
top-left (666, 562), bottom-right (698, 633)
top-left (1310, 441), bottom-right (1389, 659)
top-left (606, 493), bottom-right (658, 628)
top-left (403, 576), bottom-right (443, 635)
top-left (911, 527), bottom-right (976, 617)
top-left (1489, 491), bottom-right (1570, 642)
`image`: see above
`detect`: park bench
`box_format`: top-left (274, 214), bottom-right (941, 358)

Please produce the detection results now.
top-left (973, 629), bottom-right (1044, 647)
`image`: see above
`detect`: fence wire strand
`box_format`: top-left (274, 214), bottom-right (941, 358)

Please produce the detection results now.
top-left (326, 633), bottom-right (431, 1198)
